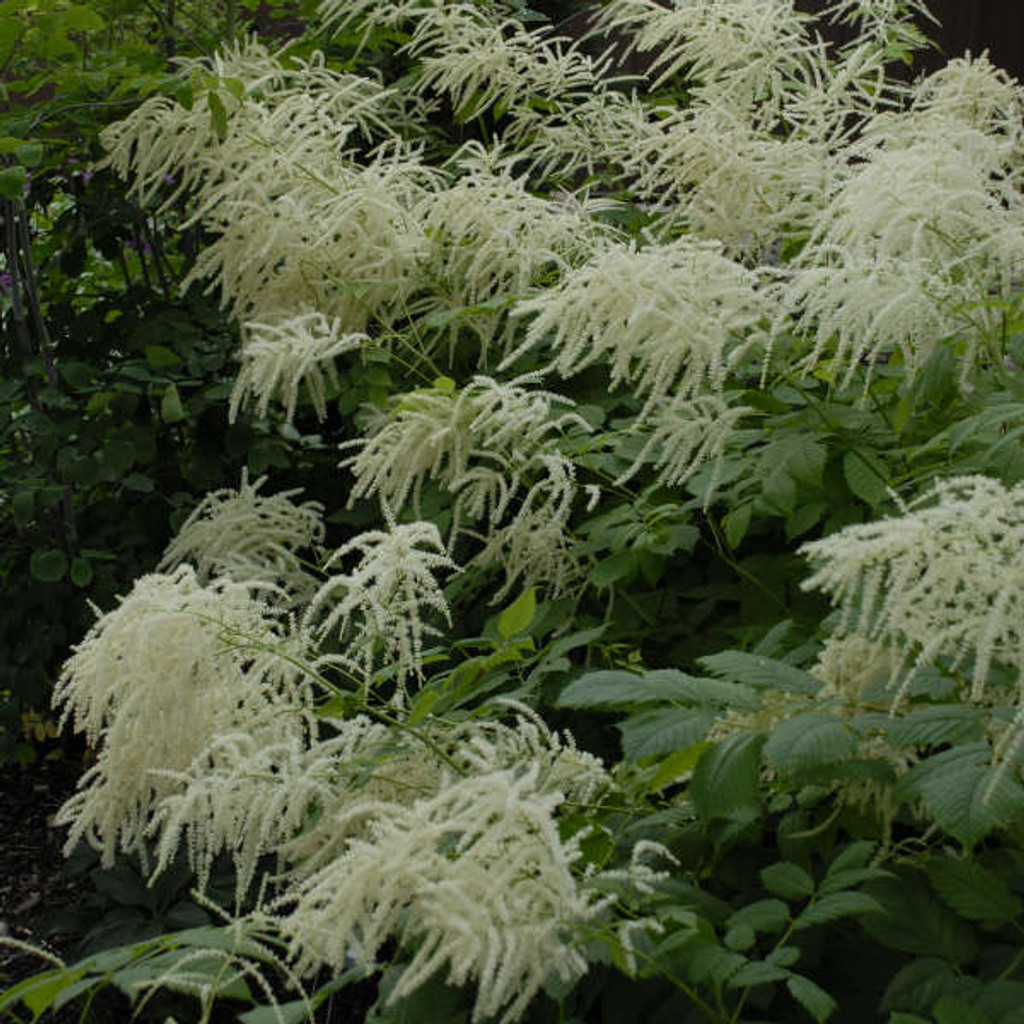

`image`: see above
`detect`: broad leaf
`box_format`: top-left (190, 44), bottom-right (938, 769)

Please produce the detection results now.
top-left (690, 733), bottom-right (765, 820)
top-left (926, 856), bottom-right (1022, 926)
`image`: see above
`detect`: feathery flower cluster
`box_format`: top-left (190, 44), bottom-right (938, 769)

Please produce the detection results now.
top-left (53, 567), bottom-right (311, 866)
top-left (159, 472), bottom-right (325, 600)
top-left (304, 521), bottom-right (457, 691)
top-left (278, 767), bottom-right (600, 1024)
top-left (341, 375), bottom-right (588, 532)
top-left (801, 476), bottom-right (1024, 704)
top-left (416, 149), bottom-right (618, 360)
top-left (596, 0), bottom-right (816, 107)
top-left (507, 239), bottom-right (765, 411)
top-left (615, 394), bottom-right (753, 498)
top-left (229, 313), bottom-right (368, 424)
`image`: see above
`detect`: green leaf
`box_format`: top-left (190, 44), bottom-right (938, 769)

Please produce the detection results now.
top-left (30, 548), bottom-right (68, 582)
top-left (145, 344), bottom-right (183, 369)
top-left (727, 960), bottom-right (792, 988)
top-left (70, 557), bottom-right (94, 588)
top-left (405, 689), bottom-right (439, 727)
top-left (843, 450), bottom-right (889, 508)
top-left (787, 974), bottom-right (837, 1023)
top-left (15, 141), bottom-right (42, 167)
top-left (64, 5), bottom-right (107, 31)
top-left (926, 856), bottom-right (1022, 926)
top-left (898, 744), bottom-right (1024, 848)
top-left (432, 375), bottom-right (456, 395)
top-left (723, 503), bottom-right (752, 549)
top-left (887, 705), bottom-right (986, 748)
top-left (207, 90), bottom-right (229, 141)
top-left (862, 873), bottom-right (978, 963)
top-left (12, 489), bottom-right (34, 527)
top-left (793, 892), bottom-right (882, 929)
top-left (556, 669), bottom-right (756, 709)
top-left (724, 924), bottom-right (756, 951)
top-left (690, 733), bottom-right (765, 821)
top-left (761, 862), bottom-right (815, 901)
top-left (0, 165), bottom-right (27, 199)
top-left (764, 713), bottom-right (856, 773)
top-left (498, 588), bottom-right (536, 639)
top-left (619, 708), bottom-right (712, 760)
top-left (932, 997), bottom-right (991, 1024)
top-left (161, 383), bottom-right (186, 424)
top-left (699, 651), bottom-right (821, 696)
top-left (880, 958), bottom-right (959, 1015)
top-left (727, 899), bottom-right (790, 935)
top-left (122, 473), bottom-right (155, 493)
top-left (1, 968), bottom-right (88, 1016)
top-left (588, 550), bottom-right (635, 587)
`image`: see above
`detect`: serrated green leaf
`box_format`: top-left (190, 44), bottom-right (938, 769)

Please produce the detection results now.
top-left (764, 713), bottom-right (856, 773)
top-left (932, 997), bottom-right (990, 1024)
top-left (727, 899), bottom-right (790, 935)
top-left (794, 892), bottom-right (882, 929)
top-left (687, 945), bottom-right (746, 985)
top-left (888, 706), bottom-right (986, 748)
top-left (690, 733), bottom-right (765, 821)
top-left (761, 862), bottom-right (815, 901)
top-left (787, 974), bottom-right (837, 1022)
top-left (699, 651), bottom-right (820, 695)
top-left (619, 708), bottom-right (712, 760)
top-left (898, 744), bottom-right (1024, 848)
top-left (818, 866), bottom-right (892, 896)
top-left (927, 856), bottom-right (1022, 925)
top-left (727, 960), bottom-right (792, 988)
top-left (880, 958), bottom-right (959, 1015)
top-left (723, 503), bottom-right (752, 548)
top-left (843, 450), bottom-right (888, 507)
top-left (557, 669), bottom-right (756, 709)
top-left (498, 588), bottom-right (536, 639)
top-left (824, 840), bottom-right (876, 876)
top-left (862, 874), bottom-right (978, 963)
top-left (588, 550), bottom-right (636, 587)
top-left (724, 924), bottom-right (756, 951)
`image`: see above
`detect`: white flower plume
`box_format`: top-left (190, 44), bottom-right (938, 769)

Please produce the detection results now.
top-left (278, 768), bottom-right (600, 1024)
top-left (341, 375), bottom-right (588, 535)
top-left (229, 313), bottom-right (368, 424)
top-left (801, 476), bottom-right (1024, 704)
top-left (158, 471), bottom-right (325, 600)
top-left (52, 567), bottom-right (312, 866)
top-left (303, 521), bottom-right (457, 691)
top-left (506, 239), bottom-right (765, 411)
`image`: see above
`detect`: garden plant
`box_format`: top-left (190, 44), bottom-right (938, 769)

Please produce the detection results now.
top-left (5, 1), bottom-right (1024, 1022)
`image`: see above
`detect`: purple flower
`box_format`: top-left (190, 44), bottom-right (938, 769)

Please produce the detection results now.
top-left (0, 273), bottom-right (13, 291)
top-left (164, 172), bottom-right (176, 185)
top-left (81, 170), bottom-right (93, 185)
top-left (124, 239), bottom-right (137, 250)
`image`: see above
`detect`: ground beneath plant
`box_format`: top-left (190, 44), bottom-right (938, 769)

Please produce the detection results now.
top-left (0, 758), bottom-right (84, 994)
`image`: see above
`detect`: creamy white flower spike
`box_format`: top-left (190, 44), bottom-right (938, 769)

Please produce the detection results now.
top-left (159, 472), bottom-right (325, 599)
top-left (507, 239), bottom-right (765, 411)
top-left (278, 768), bottom-right (600, 1024)
top-left (341, 375), bottom-right (588, 537)
top-left (801, 476), bottom-right (1024, 705)
top-left (53, 567), bottom-right (312, 866)
top-left (229, 313), bottom-right (367, 425)
top-left (304, 521), bottom-right (457, 692)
